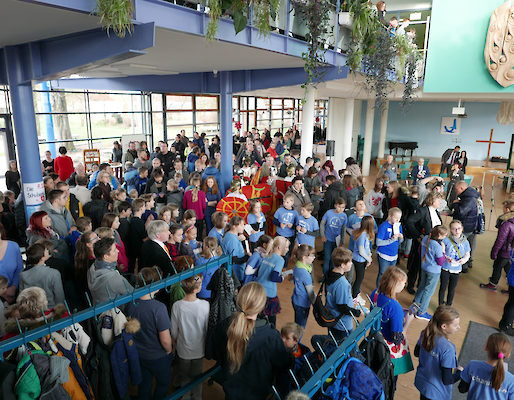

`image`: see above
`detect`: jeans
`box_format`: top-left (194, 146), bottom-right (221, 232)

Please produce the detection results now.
top-left (138, 354), bottom-right (173, 400)
top-left (377, 256), bottom-right (397, 287)
top-left (407, 239), bottom-right (421, 291)
top-left (352, 260), bottom-right (367, 298)
top-left (490, 257), bottom-right (510, 285)
top-left (438, 270), bottom-right (460, 306)
top-left (400, 237), bottom-right (412, 256)
top-left (414, 270), bottom-right (440, 314)
top-left (323, 240), bottom-right (337, 276)
top-left (293, 304), bottom-right (310, 329)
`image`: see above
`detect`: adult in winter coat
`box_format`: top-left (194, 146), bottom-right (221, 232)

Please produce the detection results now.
top-left (286, 177), bottom-right (311, 212)
top-left (321, 176), bottom-right (345, 216)
top-left (206, 267), bottom-right (237, 336)
top-left (450, 181), bottom-right (479, 268)
top-left (83, 187), bottom-right (111, 230)
top-left (40, 189), bottom-right (75, 241)
top-left (481, 200), bottom-right (514, 291)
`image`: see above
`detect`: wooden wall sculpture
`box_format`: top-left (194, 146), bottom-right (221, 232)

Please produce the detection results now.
top-left (484, 0), bottom-right (514, 88)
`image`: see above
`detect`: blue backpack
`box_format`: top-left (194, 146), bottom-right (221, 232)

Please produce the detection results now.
top-left (321, 357), bottom-right (385, 400)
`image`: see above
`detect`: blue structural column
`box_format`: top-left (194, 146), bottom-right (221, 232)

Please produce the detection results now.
top-left (219, 72), bottom-right (233, 193)
top-left (4, 46), bottom-right (45, 221)
top-left (40, 81), bottom-right (57, 157)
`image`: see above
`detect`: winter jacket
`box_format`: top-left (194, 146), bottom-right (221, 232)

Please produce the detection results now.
top-left (286, 187), bottom-right (311, 212)
top-left (166, 189), bottom-right (184, 218)
top-left (19, 264), bottom-right (65, 308)
top-left (450, 186), bottom-right (479, 233)
top-left (345, 164), bottom-right (362, 178)
top-left (87, 262), bottom-right (133, 305)
top-left (206, 267), bottom-right (237, 336)
top-left (322, 181), bottom-right (345, 214)
top-left (304, 175), bottom-right (322, 194)
top-left (67, 193), bottom-right (83, 222)
top-left (26, 228), bottom-right (70, 262)
top-left (40, 201), bottom-right (75, 239)
top-left (83, 200), bottom-right (110, 230)
top-left (202, 166), bottom-right (222, 186)
top-left (491, 212), bottom-right (514, 260)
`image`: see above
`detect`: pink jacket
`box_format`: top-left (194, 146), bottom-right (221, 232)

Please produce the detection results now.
top-left (183, 189), bottom-right (207, 220)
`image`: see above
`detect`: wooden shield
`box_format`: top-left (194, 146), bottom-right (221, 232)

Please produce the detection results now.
top-left (484, 1), bottom-right (514, 88)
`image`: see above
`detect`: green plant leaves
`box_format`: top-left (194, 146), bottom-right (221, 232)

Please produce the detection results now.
top-left (94, 0), bottom-right (134, 38)
top-left (233, 9), bottom-right (248, 33)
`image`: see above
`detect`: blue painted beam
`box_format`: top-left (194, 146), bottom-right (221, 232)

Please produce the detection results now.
top-left (51, 65), bottom-right (349, 93)
top-left (19, 0), bottom-right (96, 14)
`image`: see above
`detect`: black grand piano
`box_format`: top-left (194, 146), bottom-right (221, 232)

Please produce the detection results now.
top-left (388, 141), bottom-right (418, 157)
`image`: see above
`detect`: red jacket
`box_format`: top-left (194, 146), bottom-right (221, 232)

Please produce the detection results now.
top-left (54, 155), bottom-right (74, 181)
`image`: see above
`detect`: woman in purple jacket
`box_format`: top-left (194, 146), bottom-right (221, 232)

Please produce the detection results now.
top-left (480, 200), bottom-right (514, 292)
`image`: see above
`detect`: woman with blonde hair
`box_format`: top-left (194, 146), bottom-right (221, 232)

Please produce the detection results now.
top-left (206, 282), bottom-right (292, 400)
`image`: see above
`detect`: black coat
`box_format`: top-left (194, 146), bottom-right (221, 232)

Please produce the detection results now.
top-left (450, 186), bottom-right (479, 233)
top-left (83, 199), bottom-right (110, 230)
top-left (322, 181), bottom-right (345, 214)
top-left (405, 205), bottom-right (441, 240)
top-left (206, 317), bottom-right (293, 400)
top-left (139, 240), bottom-right (175, 277)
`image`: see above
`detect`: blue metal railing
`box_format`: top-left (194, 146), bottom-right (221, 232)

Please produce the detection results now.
top-left (0, 255), bottom-right (232, 358)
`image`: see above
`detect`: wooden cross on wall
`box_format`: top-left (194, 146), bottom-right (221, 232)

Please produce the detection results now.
top-left (476, 129), bottom-right (505, 167)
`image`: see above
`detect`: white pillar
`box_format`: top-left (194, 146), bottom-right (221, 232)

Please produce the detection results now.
top-left (377, 100), bottom-right (389, 159)
top-left (362, 99), bottom-right (375, 176)
top-left (351, 100), bottom-right (362, 158)
top-left (342, 99), bottom-right (354, 164)
top-left (300, 86), bottom-right (316, 164)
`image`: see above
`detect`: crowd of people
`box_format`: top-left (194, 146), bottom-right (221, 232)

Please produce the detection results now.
top-left (0, 126), bottom-right (513, 400)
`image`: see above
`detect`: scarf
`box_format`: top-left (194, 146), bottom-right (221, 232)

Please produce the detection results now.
top-left (295, 260), bottom-right (312, 274)
top-left (449, 233), bottom-right (467, 245)
top-left (95, 259), bottom-right (117, 271)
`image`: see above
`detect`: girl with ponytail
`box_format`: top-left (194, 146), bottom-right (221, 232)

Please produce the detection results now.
top-left (206, 282), bottom-right (293, 400)
top-left (414, 305), bottom-right (462, 400)
top-left (182, 176), bottom-right (206, 239)
top-left (459, 332), bottom-right (514, 398)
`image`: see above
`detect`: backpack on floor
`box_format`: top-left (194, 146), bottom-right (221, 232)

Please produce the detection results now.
top-left (312, 279), bottom-right (341, 328)
top-left (320, 357), bottom-right (385, 400)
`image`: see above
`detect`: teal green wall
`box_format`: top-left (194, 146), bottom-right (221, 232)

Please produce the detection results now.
top-left (424, 0), bottom-right (514, 93)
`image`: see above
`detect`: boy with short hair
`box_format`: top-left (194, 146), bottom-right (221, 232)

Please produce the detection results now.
top-left (320, 198), bottom-right (348, 275)
top-left (69, 216), bottom-right (92, 253)
top-left (19, 243), bottom-right (65, 308)
top-left (141, 194), bottom-right (158, 223)
top-left (296, 203), bottom-right (319, 248)
top-left (117, 200), bottom-right (132, 247)
top-left (170, 275), bottom-right (209, 400)
top-left (281, 322), bottom-right (309, 357)
top-left (127, 198), bottom-right (148, 272)
top-left (274, 193), bottom-right (298, 265)
top-left (208, 211), bottom-right (228, 243)
top-left (325, 247), bottom-right (361, 342)
top-left (376, 207), bottom-right (403, 286)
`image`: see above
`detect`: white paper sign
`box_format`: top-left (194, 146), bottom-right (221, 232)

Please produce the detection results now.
top-left (393, 222), bottom-right (401, 235)
top-left (440, 117), bottom-right (461, 135)
top-left (23, 182), bottom-right (45, 206)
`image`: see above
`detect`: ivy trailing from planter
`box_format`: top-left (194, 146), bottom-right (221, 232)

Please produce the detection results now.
top-left (205, 0), bottom-right (279, 40)
top-left (291, 0), bottom-right (332, 95)
top-left (94, 0), bottom-right (134, 38)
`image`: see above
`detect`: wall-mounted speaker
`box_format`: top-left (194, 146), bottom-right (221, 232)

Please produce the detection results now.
top-left (326, 140), bottom-right (335, 157)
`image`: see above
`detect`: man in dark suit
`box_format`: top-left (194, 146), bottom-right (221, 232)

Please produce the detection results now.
top-left (440, 146), bottom-right (460, 175)
top-left (405, 192), bottom-right (443, 294)
top-left (410, 157), bottom-right (431, 185)
top-left (139, 220), bottom-right (175, 277)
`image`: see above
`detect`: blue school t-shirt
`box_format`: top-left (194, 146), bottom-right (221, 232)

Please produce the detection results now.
top-left (222, 232), bottom-right (245, 258)
top-left (208, 227), bottom-right (224, 244)
top-left (346, 213), bottom-right (376, 251)
top-left (414, 335), bottom-right (457, 400)
top-left (292, 264), bottom-right (313, 308)
top-left (326, 275), bottom-right (353, 334)
top-left (442, 237), bottom-right (471, 273)
top-left (257, 253), bottom-right (284, 298)
top-left (296, 215), bottom-right (319, 247)
top-left (274, 207), bottom-right (298, 237)
top-left (420, 236), bottom-right (446, 274)
top-left (247, 212), bottom-right (266, 243)
top-left (376, 221), bottom-right (402, 260)
top-left (352, 232), bottom-right (371, 263)
top-left (461, 360), bottom-right (514, 400)
top-left (322, 210), bottom-right (347, 242)
top-left (371, 290), bottom-right (404, 343)
top-left (196, 255), bottom-right (221, 299)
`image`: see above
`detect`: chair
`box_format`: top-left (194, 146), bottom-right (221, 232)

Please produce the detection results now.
top-left (412, 162), bottom-right (418, 167)
top-left (464, 175), bottom-right (473, 186)
top-left (400, 169), bottom-right (410, 180)
top-left (432, 174), bottom-right (439, 177)
top-left (403, 162), bottom-right (412, 169)
top-left (440, 173), bottom-right (448, 178)
top-left (395, 157), bottom-right (403, 162)
top-left (424, 159), bottom-right (430, 166)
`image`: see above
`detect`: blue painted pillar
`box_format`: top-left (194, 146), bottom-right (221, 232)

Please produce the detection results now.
top-left (5, 46), bottom-right (45, 222)
top-left (220, 71), bottom-right (233, 194)
top-left (40, 81), bottom-right (57, 157)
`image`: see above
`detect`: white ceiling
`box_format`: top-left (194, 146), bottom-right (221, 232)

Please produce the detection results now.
top-left (385, 0), bottom-right (432, 11)
top-left (0, 0), bottom-right (101, 48)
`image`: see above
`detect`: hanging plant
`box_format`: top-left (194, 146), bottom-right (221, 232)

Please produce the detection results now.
top-left (205, 0), bottom-right (279, 40)
top-left (401, 51), bottom-right (419, 110)
top-left (290, 0), bottom-right (332, 94)
top-left (94, 0), bottom-right (134, 38)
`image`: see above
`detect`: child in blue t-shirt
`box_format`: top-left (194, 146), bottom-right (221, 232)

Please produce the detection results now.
top-left (325, 247), bottom-right (360, 343)
top-left (257, 236), bottom-right (291, 326)
top-left (351, 215), bottom-right (374, 299)
top-left (221, 216), bottom-right (249, 283)
top-left (346, 199), bottom-right (377, 250)
top-left (247, 199), bottom-right (267, 250)
top-left (292, 244), bottom-right (316, 328)
top-left (296, 203), bottom-right (319, 248)
top-left (273, 193), bottom-right (298, 267)
top-left (195, 237), bottom-right (223, 300)
top-left (243, 235), bottom-right (272, 284)
top-left (208, 211), bottom-right (228, 244)
top-left (409, 225), bottom-right (448, 321)
top-left (320, 197), bottom-right (347, 275)
top-left (439, 220), bottom-right (470, 307)
top-left (376, 207), bottom-right (403, 287)
top-left (414, 305), bottom-right (462, 400)
top-left (459, 332), bottom-right (514, 399)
